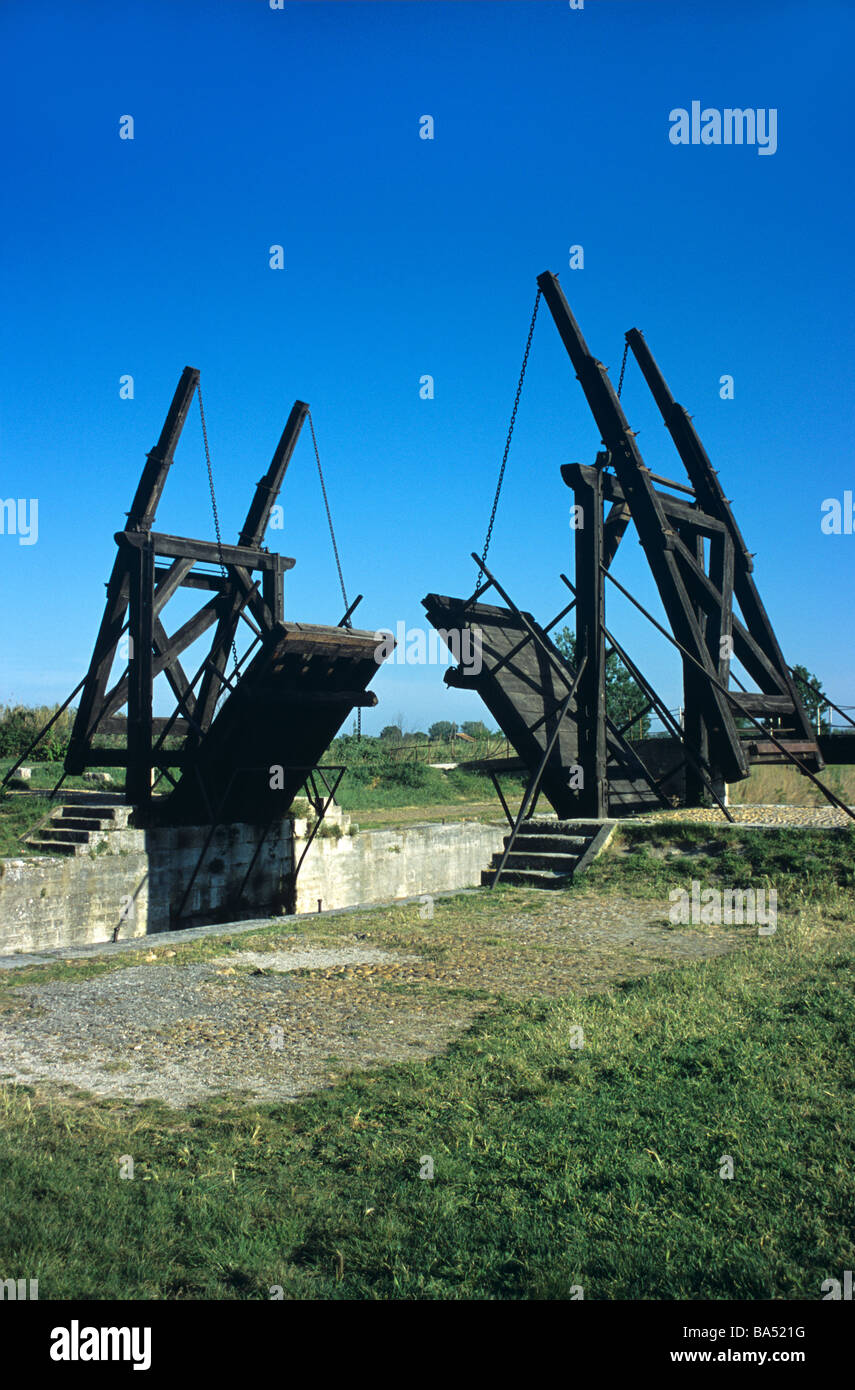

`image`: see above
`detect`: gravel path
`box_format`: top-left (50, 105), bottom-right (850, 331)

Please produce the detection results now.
top-left (0, 887), bottom-right (757, 1110)
top-left (637, 803), bottom-right (855, 829)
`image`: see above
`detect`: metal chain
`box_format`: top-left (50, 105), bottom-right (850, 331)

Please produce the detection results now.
top-left (478, 286), bottom-right (542, 584)
top-left (198, 383), bottom-right (240, 681)
top-left (306, 410), bottom-right (360, 737)
top-left (616, 339), bottom-right (630, 398)
top-left (307, 410), bottom-right (349, 615)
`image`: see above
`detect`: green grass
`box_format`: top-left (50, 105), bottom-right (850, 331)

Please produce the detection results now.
top-left (0, 759), bottom-right (126, 857)
top-left (1, 834), bottom-right (853, 1299)
top-left (335, 764), bottom-right (525, 811)
top-left (0, 757), bottom-right (521, 851)
top-left (585, 822), bottom-right (855, 910)
top-left (0, 794), bottom-right (48, 857)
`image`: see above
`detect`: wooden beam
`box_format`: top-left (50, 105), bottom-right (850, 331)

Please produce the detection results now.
top-left (603, 499), bottom-right (632, 569)
top-left (625, 326), bottom-right (818, 755)
top-left (127, 367), bottom-right (200, 533)
top-left (189, 578), bottom-right (263, 739)
top-left (572, 464), bottom-right (607, 816)
top-left (669, 533), bottom-right (789, 693)
top-left (539, 272), bottom-right (748, 782)
top-left (679, 523), bottom-right (710, 804)
top-left (153, 557), bottom-right (197, 615)
top-left (99, 716), bottom-right (191, 737)
top-left (597, 469), bottom-right (725, 535)
top-left (238, 401), bottom-right (309, 548)
top-left (126, 537), bottom-right (155, 805)
top-left (65, 369), bottom-right (201, 774)
top-left (153, 616), bottom-right (197, 721)
top-left (118, 530), bottom-right (296, 573)
top-left (102, 596), bottom-right (223, 718)
top-left (730, 693), bottom-right (796, 714)
top-left (154, 568), bottom-right (227, 593)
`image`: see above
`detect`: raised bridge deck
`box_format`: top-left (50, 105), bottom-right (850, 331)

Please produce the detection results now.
top-left (163, 621), bottom-right (381, 824)
top-left (422, 593), bottom-right (670, 818)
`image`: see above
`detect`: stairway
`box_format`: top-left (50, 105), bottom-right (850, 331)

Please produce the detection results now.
top-left (26, 793), bottom-right (135, 856)
top-left (483, 818), bottom-right (616, 889)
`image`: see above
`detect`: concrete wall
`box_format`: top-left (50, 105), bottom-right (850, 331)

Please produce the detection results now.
top-left (0, 850), bottom-right (151, 954)
top-left (0, 811), bottom-right (504, 954)
top-left (0, 819), bottom-right (293, 955)
top-left (293, 814), bottom-right (506, 914)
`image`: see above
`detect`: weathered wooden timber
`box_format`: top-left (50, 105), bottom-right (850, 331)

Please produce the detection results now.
top-left (163, 621), bottom-right (381, 824)
top-left (57, 369), bottom-right (388, 827)
top-left (422, 591), bottom-right (668, 819)
top-left (423, 273), bottom-right (844, 829)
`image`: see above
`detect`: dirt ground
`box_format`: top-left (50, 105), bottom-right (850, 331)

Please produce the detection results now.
top-left (0, 887), bottom-right (753, 1108)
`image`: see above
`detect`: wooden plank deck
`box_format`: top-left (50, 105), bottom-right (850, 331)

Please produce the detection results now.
top-left (423, 593), bottom-right (663, 818)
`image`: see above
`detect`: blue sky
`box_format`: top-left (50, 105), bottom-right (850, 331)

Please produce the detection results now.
top-left (1, 0), bottom-right (853, 734)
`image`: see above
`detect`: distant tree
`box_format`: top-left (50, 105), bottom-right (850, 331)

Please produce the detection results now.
top-left (403, 730), bottom-right (428, 743)
top-left (429, 720), bottom-right (457, 741)
top-left (792, 665), bottom-right (832, 734)
top-left (553, 627), bottom-right (651, 739)
top-left (461, 720), bottom-right (490, 739)
top-left (380, 724), bottom-right (403, 742)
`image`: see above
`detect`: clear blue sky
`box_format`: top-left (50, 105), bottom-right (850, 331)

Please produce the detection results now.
top-left (1, 0), bottom-right (853, 734)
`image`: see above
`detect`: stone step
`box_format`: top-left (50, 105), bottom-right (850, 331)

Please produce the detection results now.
top-left (487, 818), bottom-right (617, 890)
top-left (497, 850), bottom-right (581, 873)
top-left (59, 791), bottom-right (129, 808)
top-left (515, 818), bottom-right (616, 836)
top-left (26, 838), bottom-right (80, 857)
top-left (503, 833), bottom-right (589, 855)
top-left (53, 800), bottom-right (133, 829)
top-left (482, 867), bottom-right (573, 889)
top-left (35, 826), bottom-right (91, 845)
top-left (51, 816), bottom-right (109, 832)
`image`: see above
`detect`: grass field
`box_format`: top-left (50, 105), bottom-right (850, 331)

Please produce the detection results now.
top-left (1, 825), bottom-right (853, 1300)
top-left (728, 761), bottom-right (855, 807)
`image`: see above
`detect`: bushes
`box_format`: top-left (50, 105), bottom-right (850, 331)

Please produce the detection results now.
top-left (328, 734), bottom-right (525, 810)
top-left (0, 704), bottom-right (73, 762)
top-left (333, 735), bottom-right (431, 789)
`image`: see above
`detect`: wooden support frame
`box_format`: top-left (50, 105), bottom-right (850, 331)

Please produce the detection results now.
top-left (422, 276), bottom-right (826, 821)
top-left (443, 558), bottom-right (672, 817)
top-left (570, 465), bottom-right (607, 817)
top-left (66, 367), bottom-right (201, 772)
top-left (625, 326), bottom-right (817, 752)
top-left (62, 370), bottom-right (309, 801)
top-left (538, 271), bottom-right (749, 785)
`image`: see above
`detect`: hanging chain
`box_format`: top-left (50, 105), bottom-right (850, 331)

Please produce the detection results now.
top-left (477, 286), bottom-right (541, 585)
top-left (308, 409), bottom-right (349, 615)
top-left (307, 409), bottom-right (360, 737)
top-left (198, 383), bottom-right (240, 682)
top-left (616, 339), bottom-right (630, 398)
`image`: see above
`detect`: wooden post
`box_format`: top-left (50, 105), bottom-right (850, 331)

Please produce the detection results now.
top-left (680, 525), bottom-right (709, 805)
top-left (238, 401), bottom-right (308, 549)
top-left (625, 326), bottom-right (817, 755)
top-left (65, 367), bottom-right (199, 774)
top-left (571, 464), bottom-right (607, 817)
top-left (126, 537), bottom-right (155, 806)
top-left (537, 272), bottom-right (748, 784)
